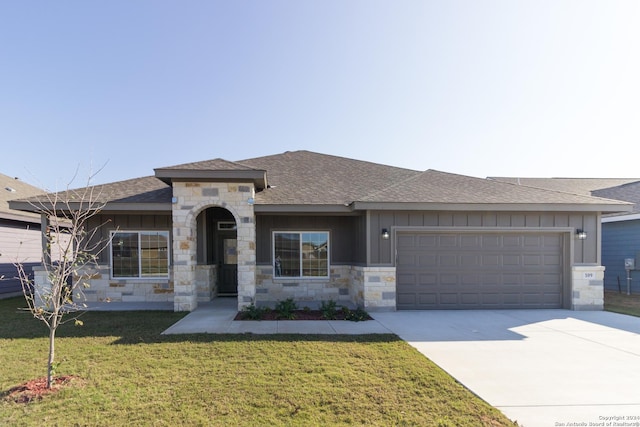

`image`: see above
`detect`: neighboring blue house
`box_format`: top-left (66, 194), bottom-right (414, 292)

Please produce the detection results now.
top-left (593, 182), bottom-right (640, 294)
top-left (491, 178), bottom-right (640, 294)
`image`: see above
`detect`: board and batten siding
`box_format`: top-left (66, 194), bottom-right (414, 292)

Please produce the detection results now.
top-left (87, 214), bottom-right (172, 264)
top-left (255, 214), bottom-right (366, 265)
top-left (369, 211), bottom-right (599, 265)
top-left (602, 220), bottom-right (640, 293)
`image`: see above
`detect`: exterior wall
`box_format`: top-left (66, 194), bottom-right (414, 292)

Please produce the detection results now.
top-left (76, 265), bottom-right (173, 303)
top-left (352, 266), bottom-right (396, 311)
top-left (87, 214), bottom-right (172, 264)
top-left (0, 220), bottom-right (42, 297)
top-left (172, 182), bottom-right (256, 311)
top-left (254, 264), bottom-right (352, 307)
top-left (369, 211), bottom-right (600, 265)
top-left (572, 266), bottom-right (605, 310)
top-left (602, 220), bottom-right (640, 293)
top-left (195, 264), bottom-right (217, 302)
top-left (255, 214), bottom-right (365, 265)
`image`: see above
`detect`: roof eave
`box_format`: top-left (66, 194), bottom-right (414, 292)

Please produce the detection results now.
top-left (254, 204), bottom-right (354, 214)
top-left (351, 201), bottom-right (634, 213)
top-left (154, 169), bottom-right (267, 189)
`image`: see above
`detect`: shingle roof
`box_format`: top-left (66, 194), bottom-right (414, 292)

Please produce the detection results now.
top-left (359, 170), bottom-right (631, 206)
top-left (156, 158), bottom-right (257, 171)
top-left (13, 176), bottom-right (171, 207)
top-left (8, 151), bottom-right (633, 213)
top-left (239, 151), bottom-right (419, 205)
top-left (489, 177), bottom-right (640, 196)
top-left (0, 173), bottom-right (45, 222)
top-left (593, 182), bottom-right (640, 215)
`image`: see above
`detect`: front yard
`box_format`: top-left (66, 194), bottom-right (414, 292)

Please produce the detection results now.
top-left (0, 297), bottom-right (515, 426)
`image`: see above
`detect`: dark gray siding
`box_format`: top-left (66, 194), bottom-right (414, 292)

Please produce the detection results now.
top-left (87, 214), bottom-right (172, 263)
top-left (255, 214), bottom-right (366, 265)
top-left (602, 220), bottom-right (640, 293)
top-left (369, 211), bottom-right (599, 265)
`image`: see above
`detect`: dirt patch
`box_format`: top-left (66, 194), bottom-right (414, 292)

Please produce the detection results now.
top-left (3, 375), bottom-right (82, 404)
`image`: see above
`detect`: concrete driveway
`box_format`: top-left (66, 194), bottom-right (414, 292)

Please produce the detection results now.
top-left (371, 309), bottom-right (640, 427)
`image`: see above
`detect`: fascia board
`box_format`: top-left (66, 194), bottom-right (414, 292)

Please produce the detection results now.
top-left (254, 204), bottom-right (354, 214)
top-left (602, 213), bottom-right (640, 223)
top-left (351, 201), bottom-right (634, 213)
top-left (8, 200), bottom-right (172, 213)
top-left (155, 169), bottom-right (267, 188)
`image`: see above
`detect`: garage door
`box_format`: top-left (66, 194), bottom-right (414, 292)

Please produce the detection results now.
top-left (396, 232), bottom-right (564, 310)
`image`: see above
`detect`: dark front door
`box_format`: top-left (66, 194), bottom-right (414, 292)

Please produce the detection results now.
top-left (218, 235), bottom-right (238, 294)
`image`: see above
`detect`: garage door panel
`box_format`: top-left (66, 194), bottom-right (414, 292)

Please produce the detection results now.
top-left (397, 232), bottom-right (564, 310)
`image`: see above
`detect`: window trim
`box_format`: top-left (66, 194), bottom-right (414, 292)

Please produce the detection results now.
top-left (110, 230), bottom-right (170, 279)
top-left (272, 230), bottom-right (330, 279)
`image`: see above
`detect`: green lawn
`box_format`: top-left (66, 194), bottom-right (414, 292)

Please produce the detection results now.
top-left (604, 290), bottom-right (640, 317)
top-left (0, 297), bottom-right (515, 426)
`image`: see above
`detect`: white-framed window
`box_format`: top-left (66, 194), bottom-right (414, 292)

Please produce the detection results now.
top-left (273, 231), bottom-right (329, 278)
top-left (110, 231), bottom-right (170, 278)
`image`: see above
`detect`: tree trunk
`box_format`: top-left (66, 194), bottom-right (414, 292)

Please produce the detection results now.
top-left (47, 323), bottom-right (56, 389)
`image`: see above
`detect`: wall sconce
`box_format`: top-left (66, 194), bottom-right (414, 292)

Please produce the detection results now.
top-left (381, 228), bottom-right (390, 240)
top-left (576, 229), bottom-right (587, 240)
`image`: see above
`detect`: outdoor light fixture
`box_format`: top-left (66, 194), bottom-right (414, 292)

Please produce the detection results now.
top-left (381, 228), bottom-right (390, 240)
top-left (576, 229), bottom-right (587, 240)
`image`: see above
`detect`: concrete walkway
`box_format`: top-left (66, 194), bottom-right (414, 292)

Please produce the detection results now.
top-left (161, 298), bottom-right (393, 334)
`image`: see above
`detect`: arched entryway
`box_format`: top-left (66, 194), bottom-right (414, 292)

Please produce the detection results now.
top-left (196, 207), bottom-right (238, 298)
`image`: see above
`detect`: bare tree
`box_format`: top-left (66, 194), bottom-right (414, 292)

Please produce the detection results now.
top-left (15, 172), bottom-right (111, 389)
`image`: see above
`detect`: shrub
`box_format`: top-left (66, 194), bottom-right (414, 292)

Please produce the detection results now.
top-left (320, 300), bottom-right (338, 320)
top-left (343, 306), bottom-right (371, 322)
top-left (275, 298), bottom-right (297, 320)
top-left (241, 303), bottom-right (266, 320)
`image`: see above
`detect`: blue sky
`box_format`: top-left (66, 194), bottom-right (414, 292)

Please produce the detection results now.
top-left (2, 1), bottom-right (639, 191)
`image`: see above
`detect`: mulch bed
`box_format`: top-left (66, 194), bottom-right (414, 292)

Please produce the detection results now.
top-left (2, 375), bottom-right (81, 404)
top-left (234, 309), bottom-right (372, 321)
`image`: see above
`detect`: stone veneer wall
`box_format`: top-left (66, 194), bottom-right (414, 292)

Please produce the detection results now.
top-left (75, 265), bottom-right (173, 302)
top-left (32, 264), bottom-right (174, 304)
top-left (572, 265), bottom-right (605, 310)
top-left (172, 182), bottom-right (256, 311)
top-left (255, 265), bottom-right (352, 308)
top-left (353, 266), bottom-right (397, 311)
top-left (195, 264), bottom-right (217, 302)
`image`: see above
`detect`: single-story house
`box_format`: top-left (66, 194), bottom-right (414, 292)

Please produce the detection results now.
top-left (0, 173), bottom-right (47, 298)
top-left (490, 177), bottom-right (640, 294)
top-left (10, 151), bottom-right (633, 311)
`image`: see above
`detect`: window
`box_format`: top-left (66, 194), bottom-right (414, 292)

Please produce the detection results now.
top-left (111, 231), bottom-right (169, 278)
top-left (273, 231), bottom-right (329, 278)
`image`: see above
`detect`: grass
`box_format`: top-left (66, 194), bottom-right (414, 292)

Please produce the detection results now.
top-left (604, 290), bottom-right (640, 317)
top-left (0, 297), bottom-right (515, 426)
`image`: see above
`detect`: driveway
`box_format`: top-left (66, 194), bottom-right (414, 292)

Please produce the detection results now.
top-left (372, 309), bottom-right (640, 427)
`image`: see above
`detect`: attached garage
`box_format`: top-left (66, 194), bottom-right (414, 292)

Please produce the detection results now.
top-left (396, 231), bottom-right (566, 310)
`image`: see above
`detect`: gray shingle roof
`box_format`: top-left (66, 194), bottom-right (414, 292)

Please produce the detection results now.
top-left (156, 158), bottom-right (258, 171)
top-left (0, 173), bottom-right (45, 222)
top-left (489, 177), bottom-right (640, 196)
top-left (360, 170), bottom-right (631, 205)
top-left (593, 182), bottom-right (640, 215)
top-left (8, 151), bottom-right (633, 213)
top-left (239, 151), bottom-right (419, 205)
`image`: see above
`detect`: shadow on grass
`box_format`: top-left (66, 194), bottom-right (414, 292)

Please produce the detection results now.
top-left (0, 297), bottom-right (400, 345)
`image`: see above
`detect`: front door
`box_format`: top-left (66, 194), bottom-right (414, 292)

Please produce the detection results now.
top-left (218, 234), bottom-right (238, 294)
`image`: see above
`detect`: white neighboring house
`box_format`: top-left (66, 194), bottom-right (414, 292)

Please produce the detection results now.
top-left (0, 173), bottom-right (47, 298)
